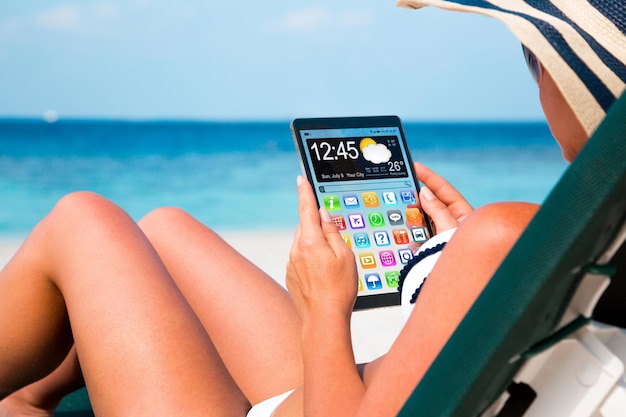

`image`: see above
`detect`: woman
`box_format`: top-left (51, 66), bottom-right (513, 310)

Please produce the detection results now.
top-left (1, 1), bottom-right (624, 416)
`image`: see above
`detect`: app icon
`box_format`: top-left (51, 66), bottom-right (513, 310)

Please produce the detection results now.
top-left (398, 248), bottom-right (414, 264)
top-left (348, 213), bottom-right (365, 229)
top-left (411, 227), bottom-right (428, 242)
top-left (362, 192), bottom-right (379, 207)
top-left (405, 208), bottom-right (423, 225)
top-left (331, 215), bottom-right (347, 230)
top-left (343, 194), bottom-right (359, 208)
top-left (379, 250), bottom-right (396, 267)
top-left (358, 277), bottom-right (364, 292)
top-left (342, 234), bottom-right (351, 248)
top-left (392, 229), bottom-right (410, 245)
top-left (373, 231), bottom-right (390, 246)
top-left (382, 192), bottom-right (397, 205)
top-left (323, 195), bottom-right (341, 211)
top-left (400, 190), bottom-right (416, 204)
top-left (353, 233), bottom-right (370, 248)
top-left (359, 252), bottom-right (377, 269)
top-left (365, 273), bottom-right (383, 290)
top-left (385, 271), bottom-right (400, 288)
top-left (368, 212), bottom-right (386, 227)
top-left (387, 210), bottom-right (404, 225)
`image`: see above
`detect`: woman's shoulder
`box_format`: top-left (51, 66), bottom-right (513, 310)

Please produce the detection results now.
top-left (464, 201), bottom-right (540, 236)
top-left (446, 202), bottom-right (540, 265)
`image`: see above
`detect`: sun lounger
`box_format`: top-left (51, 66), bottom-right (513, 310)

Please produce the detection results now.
top-left (399, 91), bottom-right (626, 416)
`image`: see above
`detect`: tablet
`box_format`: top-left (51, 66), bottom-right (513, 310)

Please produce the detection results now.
top-left (291, 116), bottom-right (433, 310)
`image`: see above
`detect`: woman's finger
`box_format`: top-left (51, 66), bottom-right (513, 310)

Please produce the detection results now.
top-left (296, 176), bottom-right (350, 252)
top-left (318, 206), bottom-right (352, 255)
top-left (419, 186), bottom-right (459, 234)
top-left (296, 176), bottom-right (325, 240)
top-left (414, 162), bottom-right (473, 221)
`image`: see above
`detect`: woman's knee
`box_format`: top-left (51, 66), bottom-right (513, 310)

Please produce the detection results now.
top-left (48, 191), bottom-right (129, 228)
top-left (138, 207), bottom-right (216, 243)
top-left (138, 206), bottom-right (197, 232)
top-left (32, 192), bottom-right (141, 267)
top-left (27, 192), bottom-right (130, 251)
top-left (138, 207), bottom-right (226, 262)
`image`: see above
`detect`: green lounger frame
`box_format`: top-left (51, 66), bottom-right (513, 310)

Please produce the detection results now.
top-left (55, 389), bottom-right (92, 417)
top-left (399, 91), bottom-right (626, 417)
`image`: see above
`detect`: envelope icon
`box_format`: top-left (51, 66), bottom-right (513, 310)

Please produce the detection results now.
top-left (344, 196), bottom-right (359, 207)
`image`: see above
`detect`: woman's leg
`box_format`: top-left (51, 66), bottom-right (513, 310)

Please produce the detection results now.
top-left (0, 192), bottom-right (249, 416)
top-left (138, 207), bottom-right (304, 406)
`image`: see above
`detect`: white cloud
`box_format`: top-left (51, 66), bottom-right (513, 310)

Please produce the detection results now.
top-left (264, 5), bottom-right (373, 34)
top-left (33, 5), bottom-right (82, 31)
top-left (92, 3), bottom-right (119, 20)
top-left (28, 3), bottom-right (119, 33)
top-left (362, 144), bottom-right (392, 164)
top-left (265, 5), bottom-right (327, 33)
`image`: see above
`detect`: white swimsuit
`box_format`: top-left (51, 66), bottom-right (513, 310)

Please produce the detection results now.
top-left (246, 228), bottom-right (457, 417)
top-left (398, 228), bottom-right (457, 322)
top-left (246, 389), bottom-right (295, 417)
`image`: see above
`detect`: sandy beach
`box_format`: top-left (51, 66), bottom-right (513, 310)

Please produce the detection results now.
top-left (0, 231), bottom-right (402, 363)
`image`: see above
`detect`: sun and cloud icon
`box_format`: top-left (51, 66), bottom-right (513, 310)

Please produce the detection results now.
top-left (359, 137), bottom-right (392, 164)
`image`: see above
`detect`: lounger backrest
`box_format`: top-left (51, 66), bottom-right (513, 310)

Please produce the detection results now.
top-left (398, 91), bottom-right (626, 417)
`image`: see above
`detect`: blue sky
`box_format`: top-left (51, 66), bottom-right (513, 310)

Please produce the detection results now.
top-left (0, 1), bottom-right (545, 121)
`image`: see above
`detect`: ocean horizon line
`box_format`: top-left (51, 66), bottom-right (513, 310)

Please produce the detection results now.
top-left (0, 116), bottom-right (547, 126)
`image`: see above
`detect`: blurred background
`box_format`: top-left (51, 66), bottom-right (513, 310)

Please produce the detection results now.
top-left (1, 1), bottom-right (542, 120)
top-left (0, 1), bottom-right (567, 237)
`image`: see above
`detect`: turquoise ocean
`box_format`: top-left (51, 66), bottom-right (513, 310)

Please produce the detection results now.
top-left (0, 119), bottom-right (568, 238)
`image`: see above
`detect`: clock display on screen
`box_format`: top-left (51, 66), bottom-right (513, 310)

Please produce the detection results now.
top-left (306, 136), bottom-right (409, 183)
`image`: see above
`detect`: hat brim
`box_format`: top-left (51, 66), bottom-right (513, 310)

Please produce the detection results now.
top-left (398, 0), bottom-right (626, 137)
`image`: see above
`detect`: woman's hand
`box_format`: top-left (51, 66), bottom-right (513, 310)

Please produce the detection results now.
top-left (414, 162), bottom-right (474, 234)
top-left (286, 177), bottom-right (364, 416)
top-left (286, 176), bottom-right (358, 322)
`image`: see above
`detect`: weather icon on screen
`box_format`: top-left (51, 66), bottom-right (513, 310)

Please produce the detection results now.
top-left (359, 137), bottom-right (392, 164)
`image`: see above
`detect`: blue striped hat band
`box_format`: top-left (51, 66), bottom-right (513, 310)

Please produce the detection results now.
top-left (398, 0), bottom-right (626, 137)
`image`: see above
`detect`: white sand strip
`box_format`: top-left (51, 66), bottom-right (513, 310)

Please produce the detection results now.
top-left (0, 239), bottom-right (21, 270)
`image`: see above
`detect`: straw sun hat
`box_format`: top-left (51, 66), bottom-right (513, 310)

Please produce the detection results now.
top-left (398, 0), bottom-right (626, 137)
